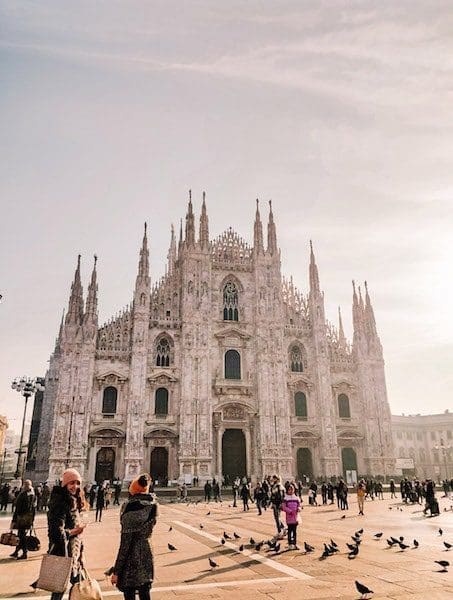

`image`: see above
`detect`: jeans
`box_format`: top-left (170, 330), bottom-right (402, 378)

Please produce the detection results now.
top-left (272, 505), bottom-right (284, 533)
top-left (96, 506), bottom-right (103, 521)
top-left (287, 523), bottom-right (297, 545)
top-left (17, 528), bottom-right (28, 556)
top-left (123, 583), bottom-right (151, 600)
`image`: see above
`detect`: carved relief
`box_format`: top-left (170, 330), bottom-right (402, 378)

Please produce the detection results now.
top-left (223, 405), bottom-right (245, 420)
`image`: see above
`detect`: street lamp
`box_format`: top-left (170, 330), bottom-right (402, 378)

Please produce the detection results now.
top-left (11, 377), bottom-right (45, 480)
top-left (434, 438), bottom-right (452, 481)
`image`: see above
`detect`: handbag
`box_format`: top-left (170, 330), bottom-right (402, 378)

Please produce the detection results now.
top-left (26, 527), bottom-right (41, 551)
top-left (0, 531), bottom-right (18, 546)
top-left (37, 544), bottom-right (72, 593)
top-left (69, 567), bottom-right (102, 600)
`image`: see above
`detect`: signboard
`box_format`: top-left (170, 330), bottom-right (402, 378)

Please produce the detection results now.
top-left (346, 470), bottom-right (357, 485)
top-left (395, 458), bottom-right (414, 470)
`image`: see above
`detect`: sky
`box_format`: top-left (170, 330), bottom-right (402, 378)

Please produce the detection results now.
top-left (1, 1), bottom-right (453, 432)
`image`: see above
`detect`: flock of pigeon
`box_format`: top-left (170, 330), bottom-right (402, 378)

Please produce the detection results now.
top-left (165, 503), bottom-right (451, 599)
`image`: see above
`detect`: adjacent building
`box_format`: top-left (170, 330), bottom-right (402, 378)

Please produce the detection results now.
top-left (34, 198), bottom-right (395, 484)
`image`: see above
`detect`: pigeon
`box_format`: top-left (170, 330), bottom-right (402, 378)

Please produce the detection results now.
top-left (268, 540), bottom-right (277, 549)
top-left (434, 560), bottom-right (449, 571)
top-left (439, 528), bottom-right (443, 536)
top-left (206, 511), bottom-right (211, 515)
top-left (199, 524), bottom-right (204, 529)
top-left (386, 539), bottom-right (396, 547)
top-left (330, 539), bottom-right (338, 548)
top-left (255, 541), bottom-right (264, 551)
top-left (443, 542), bottom-right (452, 550)
top-left (373, 532), bottom-right (383, 539)
top-left (233, 532), bottom-right (241, 539)
top-left (388, 506), bottom-right (392, 510)
top-left (168, 526), bottom-right (172, 532)
top-left (239, 544), bottom-right (244, 551)
top-left (347, 542), bottom-right (358, 552)
top-left (320, 548), bottom-right (330, 560)
top-left (399, 536), bottom-right (404, 542)
top-left (250, 537), bottom-right (256, 545)
top-left (341, 514), bottom-right (346, 519)
top-left (209, 558), bottom-right (218, 568)
top-left (356, 528), bottom-right (364, 535)
top-left (220, 538), bottom-right (226, 545)
top-left (398, 542), bottom-right (409, 551)
top-left (355, 580), bottom-right (374, 598)
top-left (224, 532), bottom-right (232, 540)
top-left (390, 536), bottom-right (399, 545)
top-left (274, 542), bottom-right (281, 553)
top-left (348, 545), bottom-right (359, 559)
top-left (304, 541), bottom-right (315, 553)
top-left (413, 539), bottom-right (419, 548)
top-left (168, 543), bottom-right (177, 551)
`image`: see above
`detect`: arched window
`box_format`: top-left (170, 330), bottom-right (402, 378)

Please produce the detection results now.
top-left (155, 388), bottom-right (169, 416)
top-left (102, 386), bottom-right (117, 414)
top-left (290, 345), bottom-right (303, 372)
top-left (223, 282), bottom-right (239, 321)
top-left (338, 393), bottom-right (351, 418)
top-left (294, 392), bottom-right (307, 418)
top-left (225, 350), bottom-right (241, 379)
top-left (156, 337), bottom-right (171, 367)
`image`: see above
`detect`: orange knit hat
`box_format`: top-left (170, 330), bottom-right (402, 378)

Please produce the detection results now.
top-left (129, 474), bottom-right (150, 496)
top-left (61, 468), bottom-right (82, 488)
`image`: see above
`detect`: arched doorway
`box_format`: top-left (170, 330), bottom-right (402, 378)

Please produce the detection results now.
top-left (296, 447), bottom-right (313, 481)
top-left (341, 447), bottom-right (358, 474)
top-left (222, 429), bottom-right (246, 479)
top-left (150, 447), bottom-right (168, 484)
top-left (95, 447), bottom-right (115, 484)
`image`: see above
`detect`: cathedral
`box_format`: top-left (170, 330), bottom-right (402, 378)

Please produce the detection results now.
top-left (35, 196), bottom-right (395, 485)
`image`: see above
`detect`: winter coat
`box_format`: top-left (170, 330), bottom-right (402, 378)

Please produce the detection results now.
top-left (12, 489), bottom-right (35, 529)
top-left (96, 487), bottom-right (105, 508)
top-left (281, 494), bottom-right (301, 525)
top-left (47, 485), bottom-right (83, 578)
top-left (114, 493), bottom-right (157, 591)
top-left (270, 482), bottom-right (285, 507)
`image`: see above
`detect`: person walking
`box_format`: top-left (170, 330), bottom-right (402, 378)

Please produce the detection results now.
top-left (213, 479), bottom-right (222, 503)
top-left (0, 482), bottom-right (10, 511)
top-left (95, 484), bottom-right (105, 522)
top-left (105, 485), bottom-right (113, 510)
top-left (114, 481), bottom-right (122, 505)
top-left (89, 484), bottom-right (96, 510)
top-left (41, 482), bottom-right (50, 511)
top-left (270, 475), bottom-right (285, 537)
top-left (232, 477), bottom-right (240, 508)
top-left (204, 480), bottom-right (212, 503)
top-left (11, 479), bottom-right (35, 560)
top-left (253, 482), bottom-right (265, 515)
top-left (240, 481), bottom-right (250, 511)
top-left (281, 483), bottom-right (301, 550)
top-left (111, 474), bottom-right (157, 600)
top-left (47, 468), bottom-right (86, 600)
top-left (389, 479), bottom-right (396, 499)
top-left (357, 479), bottom-right (366, 515)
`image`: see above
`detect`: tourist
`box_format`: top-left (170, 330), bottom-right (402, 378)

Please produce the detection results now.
top-left (270, 475), bottom-right (285, 537)
top-left (232, 477), bottom-right (240, 507)
top-left (0, 482), bottom-right (10, 511)
top-left (213, 479), bottom-right (222, 502)
top-left (253, 481), bottom-right (265, 515)
top-left (95, 483), bottom-right (105, 522)
top-left (389, 478), bottom-right (396, 498)
top-left (111, 474), bottom-right (157, 600)
top-left (89, 483), bottom-right (96, 509)
top-left (105, 485), bottom-right (113, 510)
top-left (204, 480), bottom-right (212, 503)
top-left (114, 480), bottom-right (122, 505)
top-left (308, 481), bottom-right (318, 506)
top-left (376, 481), bottom-right (384, 500)
top-left (240, 480), bottom-right (250, 511)
top-left (281, 483), bottom-right (301, 550)
top-left (357, 479), bottom-right (366, 515)
top-left (338, 478), bottom-right (349, 510)
top-left (327, 481), bottom-right (334, 504)
top-left (11, 479), bottom-right (35, 560)
top-left (47, 468), bottom-right (86, 600)
top-left (321, 481), bottom-right (328, 505)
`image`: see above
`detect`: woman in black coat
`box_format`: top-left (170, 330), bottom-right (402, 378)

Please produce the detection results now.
top-left (47, 468), bottom-right (86, 600)
top-left (111, 474), bottom-right (157, 600)
top-left (11, 479), bottom-right (35, 559)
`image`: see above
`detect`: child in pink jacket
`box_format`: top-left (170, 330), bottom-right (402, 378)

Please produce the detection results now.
top-left (281, 483), bottom-right (301, 549)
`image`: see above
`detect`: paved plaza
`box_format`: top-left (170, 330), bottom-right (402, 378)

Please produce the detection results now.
top-left (0, 493), bottom-right (452, 600)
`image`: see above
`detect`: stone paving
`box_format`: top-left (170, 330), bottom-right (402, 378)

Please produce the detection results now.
top-left (0, 493), bottom-right (452, 599)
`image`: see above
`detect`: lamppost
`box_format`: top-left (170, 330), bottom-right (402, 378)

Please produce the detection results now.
top-left (0, 448), bottom-right (7, 484)
top-left (435, 438), bottom-right (452, 481)
top-left (11, 377), bottom-right (45, 480)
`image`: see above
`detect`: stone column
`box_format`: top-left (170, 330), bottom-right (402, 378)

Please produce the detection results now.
top-left (244, 428), bottom-right (251, 476)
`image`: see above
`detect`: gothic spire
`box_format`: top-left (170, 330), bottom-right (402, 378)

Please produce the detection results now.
top-left (167, 224), bottom-right (177, 275)
top-left (83, 255), bottom-right (98, 325)
top-left (364, 280), bottom-right (378, 338)
top-left (185, 190), bottom-right (195, 247)
top-left (199, 191), bottom-right (209, 249)
top-left (65, 254), bottom-right (84, 325)
top-left (253, 198), bottom-right (264, 254)
top-left (54, 308), bottom-right (65, 352)
top-left (136, 223), bottom-right (150, 288)
top-left (309, 240), bottom-right (320, 294)
top-left (266, 200), bottom-right (277, 255)
top-left (338, 306), bottom-right (346, 346)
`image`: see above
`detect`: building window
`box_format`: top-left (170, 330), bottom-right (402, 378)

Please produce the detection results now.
top-left (290, 345), bottom-right (303, 372)
top-left (430, 431), bottom-right (436, 441)
top-left (223, 282), bottom-right (239, 321)
top-left (295, 392), bottom-right (307, 418)
top-left (397, 431), bottom-right (402, 439)
top-left (155, 388), bottom-right (169, 416)
top-left (338, 393), bottom-right (351, 419)
top-left (416, 431), bottom-right (422, 441)
top-left (102, 386), bottom-right (117, 414)
top-left (225, 350), bottom-right (241, 379)
top-left (156, 337), bottom-right (171, 367)
top-left (406, 431), bottom-right (413, 440)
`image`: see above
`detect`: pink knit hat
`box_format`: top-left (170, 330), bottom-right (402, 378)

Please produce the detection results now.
top-left (61, 468), bottom-right (82, 487)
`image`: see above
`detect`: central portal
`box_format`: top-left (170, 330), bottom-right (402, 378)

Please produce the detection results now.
top-left (150, 447), bottom-right (168, 484)
top-left (222, 429), bottom-right (246, 479)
